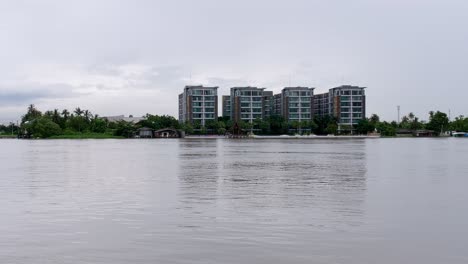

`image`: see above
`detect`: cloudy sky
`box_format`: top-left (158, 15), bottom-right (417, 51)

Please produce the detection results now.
top-left (1, 0), bottom-right (467, 123)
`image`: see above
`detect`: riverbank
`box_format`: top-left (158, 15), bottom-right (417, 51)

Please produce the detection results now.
top-left (47, 133), bottom-right (124, 139)
top-left (0, 134), bottom-right (16, 139)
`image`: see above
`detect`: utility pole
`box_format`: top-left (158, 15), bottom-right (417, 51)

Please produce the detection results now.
top-left (449, 109), bottom-right (451, 121)
top-left (397, 105), bottom-right (400, 124)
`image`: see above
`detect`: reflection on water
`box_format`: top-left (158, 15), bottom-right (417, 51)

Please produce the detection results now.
top-left (177, 139), bottom-right (367, 231)
top-left (1, 138), bottom-right (468, 264)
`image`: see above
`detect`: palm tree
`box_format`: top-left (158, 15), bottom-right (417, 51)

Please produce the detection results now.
top-left (62, 109), bottom-right (70, 120)
top-left (74, 107), bottom-right (84, 116)
top-left (84, 110), bottom-right (91, 122)
top-left (52, 109), bottom-right (61, 124)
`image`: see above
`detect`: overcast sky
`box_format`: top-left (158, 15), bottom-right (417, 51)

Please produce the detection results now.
top-left (1, 0), bottom-right (467, 123)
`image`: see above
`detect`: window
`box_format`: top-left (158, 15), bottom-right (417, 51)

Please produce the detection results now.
top-left (253, 114), bottom-right (262, 119)
top-left (341, 102), bottom-right (350, 107)
top-left (192, 96), bottom-right (203, 101)
top-left (205, 108), bottom-right (215, 113)
top-left (301, 103), bottom-right (310, 107)
top-left (289, 114), bottom-right (299, 119)
top-left (352, 96), bottom-right (361, 101)
top-left (241, 91), bottom-right (251, 96)
top-left (289, 97), bottom-right (299, 102)
top-left (193, 102), bottom-right (202, 107)
top-left (341, 113), bottom-right (350, 118)
top-left (241, 114), bottom-right (250, 119)
top-left (252, 108), bottom-right (262, 113)
top-left (193, 108), bottom-right (203, 113)
top-left (343, 90), bottom-right (351, 95)
top-left (301, 114), bottom-right (311, 119)
top-left (289, 103), bottom-right (299, 107)
top-left (353, 113), bottom-right (362, 118)
top-left (341, 119), bottom-right (350, 123)
top-left (341, 96), bottom-right (350, 101)
top-left (252, 97), bottom-right (262, 102)
top-left (205, 113), bottom-right (214, 118)
top-left (301, 91), bottom-right (310, 96)
top-left (205, 96), bottom-right (215, 101)
top-left (352, 90), bottom-right (361, 95)
top-left (192, 114), bottom-right (202, 118)
top-left (352, 107), bottom-right (362, 112)
top-left (289, 108), bottom-right (299, 113)
top-left (252, 102), bottom-right (262, 108)
top-left (352, 102), bottom-right (362, 106)
top-left (193, 90), bottom-right (203, 95)
top-left (205, 102), bottom-right (215, 107)
top-left (341, 107), bottom-right (350, 112)
top-left (241, 102), bottom-right (250, 107)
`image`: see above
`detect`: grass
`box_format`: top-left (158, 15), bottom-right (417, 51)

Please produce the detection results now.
top-left (0, 134), bottom-right (16, 138)
top-left (48, 133), bottom-right (124, 139)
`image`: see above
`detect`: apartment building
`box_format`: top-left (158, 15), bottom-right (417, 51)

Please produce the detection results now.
top-left (313, 85), bottom-right (366, 130)
top-left (280, 87), bottom-right (314, 122)
top-left (222, 95), bottom-right (231, 118)
top-left (230, 87), bottom-right (265, 123)
top-left (178, 85), bottom-right (218, 126)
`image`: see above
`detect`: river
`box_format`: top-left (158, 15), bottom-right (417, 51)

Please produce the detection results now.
top-left (1, 138), bottom-right (467, 263)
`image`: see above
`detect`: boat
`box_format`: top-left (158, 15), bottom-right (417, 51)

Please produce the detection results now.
top-left (452, 132), bottom-right (468, 137)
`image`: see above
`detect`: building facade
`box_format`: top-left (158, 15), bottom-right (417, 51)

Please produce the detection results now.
top-left (280, 87), bottom-right (314, 122)
top-left (262, 91), bottom-right (274, 120)
top-left (313, 85), bottom-right (366, 131)
top-left (230, 87), bottom-right (265, 123)
top-left (312, 92), bottom-right (330, 117)
top-left (178, 85), bottom-right (218, 126)
top-left (222, 95), bottom-right (231, 118)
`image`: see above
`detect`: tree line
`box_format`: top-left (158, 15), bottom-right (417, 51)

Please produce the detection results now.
top-left (7, 104), bottom-right (468, 138)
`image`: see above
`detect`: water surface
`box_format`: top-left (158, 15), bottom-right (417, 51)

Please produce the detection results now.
top-left (1, 138), bottom-right (467, 263)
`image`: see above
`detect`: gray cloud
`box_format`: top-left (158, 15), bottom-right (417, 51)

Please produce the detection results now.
top-left (1, 0), bottom-right (468, 121)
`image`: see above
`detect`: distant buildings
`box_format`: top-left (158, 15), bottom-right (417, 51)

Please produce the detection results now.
top-left (102, 115), bottom-right (145, 123)
top-left (229, 87), bottom-right (265, 123)
top-left (314, 85), bottom-right (366, 130)
top-left (178, 84), bottom-right (366, 132)
top-left (222, 95), bottom-right (231, 118)
top-left (280, 87), bottom-right (314, 122)
top-left (178, 85), bottom-right (218, 126)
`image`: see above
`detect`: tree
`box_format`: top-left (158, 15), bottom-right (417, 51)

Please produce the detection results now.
top-left (113, 120), bottom-right (135, 138)
top-left (325, 123), bottom-right (338, 135)
top-left (400, 112), bottom-right (424, 130)
top-left (74, 107), bottom-right (84, 116)
top-left (314, 115), bottom-right (337, 135)
top-left (355, 118), bottom-right (375, 135)
top-left (23, 117), bottom-right (62, 138)
top-left (21, 104), bottom-right (42, 124)
top-left (375, 121), bottom-right (396, 136)
top-left (426, 111), bottom-right (449, 135)
top-left (369, 114), bottom-right (380, 125)
top-left (449, 115), bottom-right (468, 132)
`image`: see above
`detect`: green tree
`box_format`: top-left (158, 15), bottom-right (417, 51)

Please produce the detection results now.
top-left (355, 118), bottom-right (375, 135)
top-left (21, 104), bottom-right (42, 124)
top-left (113, 120), bottom-right (135, 138)
top-left (23, 117), bottom-right (62, 138)
top-left (426, 111), bottom-right (449, 135)
top-left (325, 123), bottom-right (338, 135)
